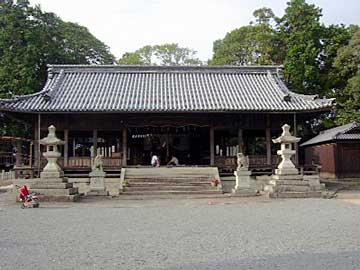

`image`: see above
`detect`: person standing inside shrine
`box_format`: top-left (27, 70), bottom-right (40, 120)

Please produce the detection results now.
top-left (151, 154), bottom-right (160, 167)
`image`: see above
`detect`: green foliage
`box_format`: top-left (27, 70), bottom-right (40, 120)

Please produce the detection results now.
top-left (0, 2), bottom-right (114, 98)
top-left (210, 8), bottom-right (281, 65)
top-left (118, 43), bottom-right (202, 66)
top-left (335, 70), bottom-right (360, 125)
top-left (333, 29), bottom-right (360, 85)
top-left (278, 0), bottom-right (324, 94)
top-left (333, 29), bottom-right (360, 125)
top-left (319, 25), bottom-right (355, 95)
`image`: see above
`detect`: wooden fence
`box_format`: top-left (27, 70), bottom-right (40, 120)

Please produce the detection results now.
top-left (0, 170), bottom-right (15, 181)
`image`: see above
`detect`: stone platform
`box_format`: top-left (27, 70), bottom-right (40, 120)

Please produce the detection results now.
top-left (267, 175), bottom-right (323, 198)
top-left (31, 176), bottom-right (81, 202)
top-left (30, 172), bottom-right (80, 202)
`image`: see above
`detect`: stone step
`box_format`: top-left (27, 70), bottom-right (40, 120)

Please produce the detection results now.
top-left (125, 167), bottom-right (218, 175)
top-left (30, 187), bottom-right (78, 196)
top-left (128, 182), bottom-right (213, 187)
top-left (31, 182), bottom-right (73, 189)
top-left (37, 193), bottom-right (82, 202)
top-left (125, 185), bottom-right (215, 192)
top-left (275, 180), bottom-right (310, 186)
top-left (275, 185), bottom-right (311, 192)
top-left (125, 176), bottom-right (212, 181)
top-left (270, 191), bottom-right (322, 199)
top-left (122, 190), bottom-right (223, 196)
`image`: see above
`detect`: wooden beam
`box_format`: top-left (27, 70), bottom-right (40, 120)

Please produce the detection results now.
top-left (210, 126), bottom-right (215, 166)
top-left (122, 128), bottom-right (128, 167)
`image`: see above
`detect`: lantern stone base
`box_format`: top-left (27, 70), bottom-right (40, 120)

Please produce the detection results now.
top-left (267, 174), bottom-right (322, 198)
top-left (31, 176), bottom-right (80, 202)
top-left (40, 171), bottom-right (64, 179)
top-left (232, 170), bottom-right (258, 196)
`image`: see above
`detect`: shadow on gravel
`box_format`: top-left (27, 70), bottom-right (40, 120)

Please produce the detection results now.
top-left (164, 250), bottom-right (360, 270)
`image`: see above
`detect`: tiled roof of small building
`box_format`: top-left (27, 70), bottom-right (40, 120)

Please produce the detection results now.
top-left (301, 122), bottom-right (360, 147)
top-left (0, 65), bottom-right (334, 113)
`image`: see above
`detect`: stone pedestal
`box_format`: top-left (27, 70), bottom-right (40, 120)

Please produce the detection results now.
top-left (88, 170), bottom-right (108, 196)
top-left (232, 170), bottom-right (257, 196)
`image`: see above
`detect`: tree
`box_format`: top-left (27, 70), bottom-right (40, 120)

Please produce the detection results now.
top-left (0, 2), bottom-right (115, 98)
top-left (319, 25), bottom-right (356, 95)
top-left (278, 0), bottom-right (324, 94)
top-left (210, 8), bottom-right (282, 66)
top-left (0, 1), bottom-right (114, 136)
top-left (335, 70), bottom-right (360, 124)
top-left (118, 45), bottom-right (153, 65)
top-left (332, 28), bottom-right (360, 86)
top-left (118, 43), bottom-right (202, 66)
top-left (334, 29), bottom-right (360, 124)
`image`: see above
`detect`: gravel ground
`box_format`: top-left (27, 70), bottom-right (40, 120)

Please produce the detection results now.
top-left (1, 195), bottom-right (360, 270)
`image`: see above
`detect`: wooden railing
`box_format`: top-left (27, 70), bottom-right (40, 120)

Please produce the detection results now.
top-left (57, 157), bottom-right (122, 169)
top-left (215, 155), bottom-right (281, 173)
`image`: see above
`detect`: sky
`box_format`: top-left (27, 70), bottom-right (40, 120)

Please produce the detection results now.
top-left (29, 0), bottom-right (360, 61)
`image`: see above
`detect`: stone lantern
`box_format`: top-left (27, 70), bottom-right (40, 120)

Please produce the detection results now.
top-left (31, 125), bottom-right (79, 201)
top-left (266, 124), bottom-right (322, 198)
top-left (272, 124), bottom-right (300, 176)
top-left (39, 125), bottom-right (64, 179)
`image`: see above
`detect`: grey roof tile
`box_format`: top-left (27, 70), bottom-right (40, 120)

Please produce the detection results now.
top-left (301, 122), bottom-right (360, 146)
top-left (0, 65), bottom-right (334, 113)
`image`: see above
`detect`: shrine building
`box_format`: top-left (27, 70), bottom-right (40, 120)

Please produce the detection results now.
top-left (0, 65), bottom-right (334, 176)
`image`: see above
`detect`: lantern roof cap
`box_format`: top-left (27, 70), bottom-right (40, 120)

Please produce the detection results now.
top-left (273, 124), bottom-right (300, 144)
top-left (39, 125), bottom-right (64, 145)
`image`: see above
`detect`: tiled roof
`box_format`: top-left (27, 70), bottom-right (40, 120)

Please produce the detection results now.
top-left (0, 65), bottom-right (334, 113)
top-left (301, 122), bottom-right (360, 147)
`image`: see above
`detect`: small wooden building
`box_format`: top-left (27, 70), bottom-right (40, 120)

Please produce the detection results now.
top-left (301, 122), bottom-right (360, 180)
top-left (0, 65), bottom-right (334, 175)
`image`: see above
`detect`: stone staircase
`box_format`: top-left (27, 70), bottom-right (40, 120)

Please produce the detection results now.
top-left (122, 167), bottom-right (223, 195)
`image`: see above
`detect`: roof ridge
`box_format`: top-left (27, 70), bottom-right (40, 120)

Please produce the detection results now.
top-left (333, 122), bottom-right (359, 139)
top-left (46, 64), bottom-right (282, 74)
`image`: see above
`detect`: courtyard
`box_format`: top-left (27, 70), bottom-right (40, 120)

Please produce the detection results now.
top-left (1, 195), bottom-right (360, 270)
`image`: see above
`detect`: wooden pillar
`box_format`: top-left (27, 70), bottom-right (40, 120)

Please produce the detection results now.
top-left (293, 113), bottom-right (299, 165)
top-left (266, 115), bottom-right (271, 166)
top-left (29, 141), bottom-right (33, 168)
top-left (122, 128), bottom-right (127, 167)
top-left (64, 129), bottom-right (69, 167)
top-left (72, 138), bottom-right (76, 157)
top-left (210, 126), bottom-right (215, 166)
top-left (266, 128), bottom-right (271, 166)
top-left (238, 128), bottom-right (244, 153)
top-left (37, 114), bottom-right (41, 176)
top-left (15, 141), bottom-right (22, 167)
top-left (34, 126), bottom-right (39, 166)
top-left (92, 129), bottom-right (98, 157)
